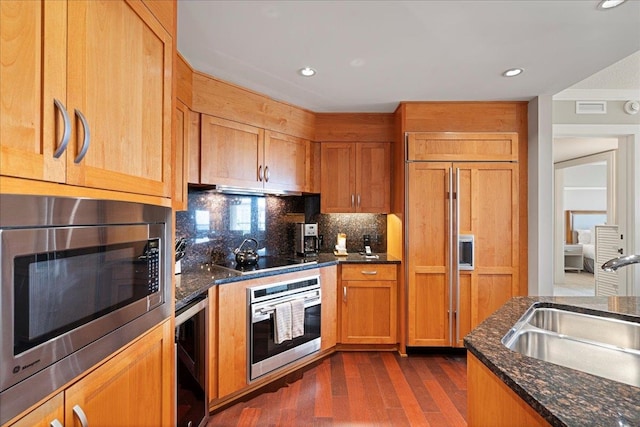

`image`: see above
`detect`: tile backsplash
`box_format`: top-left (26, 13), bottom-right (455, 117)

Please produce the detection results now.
top-left (176, 189), bottom-right (386, 268)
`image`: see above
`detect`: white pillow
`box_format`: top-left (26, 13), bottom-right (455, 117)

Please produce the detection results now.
top-left (577, 229), bottom-right (592, 244)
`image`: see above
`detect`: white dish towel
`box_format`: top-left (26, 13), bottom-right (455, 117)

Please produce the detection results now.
top-left (290, 299), bottom-right (305, 339)
top-left (274, 301), bottom-right (292, 344)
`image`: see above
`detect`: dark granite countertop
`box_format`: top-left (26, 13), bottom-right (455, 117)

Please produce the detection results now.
top-left (464, 296), bottom-right (640, 427)
top-left (175, 253), bottom-right (400, 310)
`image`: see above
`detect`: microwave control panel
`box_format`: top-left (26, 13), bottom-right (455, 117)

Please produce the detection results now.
top-left (146, 239), bottom-right (160, 293)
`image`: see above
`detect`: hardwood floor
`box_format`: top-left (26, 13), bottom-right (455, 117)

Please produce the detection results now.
top-left (208, 351), bottom-right (467, 426)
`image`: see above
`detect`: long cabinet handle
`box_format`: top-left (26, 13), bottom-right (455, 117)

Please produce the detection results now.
top-left (360, 270), bottom-right (378, 275)
top-left (351, 194), bottom-right (355, 208)
top-left (357, 194), bottom-right (361, 207)
top-left (50, 419), bottom-right (64, 427)
top-left (264, 165), bottom-right (270, 182)
top-left (53, 98), bottom-right (71, 158)
top-left (343, 286), bottom-right (347, 303)
top-left (74, 109), bottom-right (91, 163)
top-left (258, 165), bottom-right (263, 181)
top-left (72, 404), bottom-right (89, 427)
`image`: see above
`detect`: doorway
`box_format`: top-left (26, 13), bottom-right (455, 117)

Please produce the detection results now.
top-left (552, 131), bottom-right (635, 296)
top-left (553, 150), bottom-right (615, 296)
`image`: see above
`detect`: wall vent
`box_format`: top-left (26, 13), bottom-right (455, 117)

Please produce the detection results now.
top-left (575, 101), bottom-right (607, 114)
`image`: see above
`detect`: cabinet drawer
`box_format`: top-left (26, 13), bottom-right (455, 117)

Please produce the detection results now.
top-left (341, 264), bottom-right (397, 281)
top-left (564, 246), bottom-right (582, 255)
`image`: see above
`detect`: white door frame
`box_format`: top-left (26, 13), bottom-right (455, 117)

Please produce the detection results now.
top-left (553, 124), bottom-right (639, 296)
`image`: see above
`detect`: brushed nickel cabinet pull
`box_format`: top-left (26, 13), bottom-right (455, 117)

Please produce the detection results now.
top-left (357, 193), bottom-right (361, 207)
top-left (265, 165), bottom-right (270, 182)
top-left (258, 165), bottom-right (263, 181)
top-left (361, 270), bottom-right (377, 275)
top-left (351, 194), bottom-right (355, 207)
top-left (53, 98), bottom-right (71, 158)
top-left (343, 286), bottom-right (347, 303)
top-left (50, 419), bottom-right (64, 427)
top-left (72, 404), bottom-right (89, 427)
top-left (73, 109), bottom-right (91, 163)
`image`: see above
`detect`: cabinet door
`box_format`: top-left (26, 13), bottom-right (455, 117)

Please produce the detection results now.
top-left (356, 142), bottom-right (390, 213)
top-left (320, 265), bottom-right (338, 351)
top-left (341, 280), bottom-right (396, 344)
top-left (320, 142), bottom-right (356, 213)
top-left (217, 281), bottom-right (248, 398)
top-left (64, 321), bottom-right (173, 427)
top-left (264, 131), bottom-right (309, 192)
top-left (7, 393), bottom-right (63, 427)
top-left (65, 0), bottom-right (173, 197)
top-left (407, 162), bottom-right (452, 346)
top-left (456, 163), bottom-right (519, 329)
top-left (0, 0), bottom-right (66, 182)
top-left (200, 115), bottom-right (263, 189)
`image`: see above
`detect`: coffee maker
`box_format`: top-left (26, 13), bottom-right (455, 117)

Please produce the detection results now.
top-left (295, 223), bottom-right (319, 257)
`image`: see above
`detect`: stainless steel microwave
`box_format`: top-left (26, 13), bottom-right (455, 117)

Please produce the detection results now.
top-left (0, 195), bottom-right (172, 425)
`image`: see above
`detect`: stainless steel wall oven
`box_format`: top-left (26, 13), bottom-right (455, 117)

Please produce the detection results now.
top-left (248, 275), bottom-right (321, 381)
top-left (0, 195), bottom-right (172, 425)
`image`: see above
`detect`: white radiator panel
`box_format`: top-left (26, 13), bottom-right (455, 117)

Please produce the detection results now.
top-left (595, 225), bottom-right (619, 296)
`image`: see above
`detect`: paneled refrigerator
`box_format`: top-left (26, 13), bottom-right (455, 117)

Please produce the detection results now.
top-left (405, 132), bottom-right (520, 347)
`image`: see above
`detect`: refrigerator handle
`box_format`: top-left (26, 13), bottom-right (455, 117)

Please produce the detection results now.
top-left (454, 167), bottom-right (460, 345)
top-left (448, 167), bottom-right (455, 346)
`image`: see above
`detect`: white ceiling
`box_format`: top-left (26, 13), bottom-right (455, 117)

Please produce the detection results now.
top-left (177, 0), bottom-right (640, 113)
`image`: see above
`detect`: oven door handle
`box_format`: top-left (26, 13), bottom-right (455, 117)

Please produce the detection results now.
top-left (252, 295), bottom-right (321, 322)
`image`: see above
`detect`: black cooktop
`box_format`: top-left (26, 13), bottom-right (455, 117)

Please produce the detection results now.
top-left (215, 255), bottom-right (317, 275)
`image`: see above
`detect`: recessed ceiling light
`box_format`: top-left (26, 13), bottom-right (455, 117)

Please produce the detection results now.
top-left (502, 68), bottom-right (524, 77)
top-left (298, 67), bottom-right (316, 77)
top-left (597, 0), bottom-right (626, 10)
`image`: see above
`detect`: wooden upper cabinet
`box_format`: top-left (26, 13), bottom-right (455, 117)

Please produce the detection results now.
top-left (200, 114), bottom-right (264, 189)
top-left (0, 0), bottom-right (67, 183)
top-left (65, 0), bottom-right (173, 197)
top-left (263, 131), bottom-right (309, 192)
top-left (320, 142), bottom-right (390, 213)
top-left (0, 0), bottom-right (174, 198)
top-left (407, 132), bottom-right (518, 162)
top-left (200, 115), bottom-right (311, 193)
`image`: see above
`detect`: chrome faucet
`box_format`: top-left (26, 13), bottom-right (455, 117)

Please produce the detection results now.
top-left (601, 254), bottom-right (640, 272)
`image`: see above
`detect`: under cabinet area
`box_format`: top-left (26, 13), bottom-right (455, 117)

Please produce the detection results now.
top-left (339, 264), bottom-right (397, 345)
top-left (0, 0), bottom-right (174, 198)
top-left (320, 142), bottom-right (390, 213)
top-left (5, 321), bottom-right (174, 427)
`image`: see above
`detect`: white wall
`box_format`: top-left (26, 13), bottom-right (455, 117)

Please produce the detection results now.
top-left (563, 163), bottom-right (607, 211)
top-left (528, 95), bottom-right (555, 296)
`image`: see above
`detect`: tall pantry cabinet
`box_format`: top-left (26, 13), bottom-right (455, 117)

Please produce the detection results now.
top-left (404, 131), bottom-right (521, 348)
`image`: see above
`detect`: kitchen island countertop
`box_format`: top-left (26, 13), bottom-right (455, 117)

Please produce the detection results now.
top-left (175, 253), bottom-right (400, 310)
top-left (464, 296), bottom-right (640, 427)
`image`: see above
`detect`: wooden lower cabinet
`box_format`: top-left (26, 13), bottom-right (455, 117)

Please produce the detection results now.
top-left (339, 264), bottom-right (397, 344)
top-left (6, 320), bottom-right (174, 427)
top-left (467, 353), bottom-right (549, 427)
top-left (214, 267), bottom-right (337, 401)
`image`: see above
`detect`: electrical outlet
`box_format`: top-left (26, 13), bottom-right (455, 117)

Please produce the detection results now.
top-left (363, 234), bottom-right (371, 247)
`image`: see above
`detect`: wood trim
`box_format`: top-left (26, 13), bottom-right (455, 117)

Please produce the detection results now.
top-left (0, 176), bottom-right (171, 207)
top-left (176, 52), bottom-right (194, 106)
top-left (315, 113), bottom-right (394, 142)
top-left (192, 71), bottom-right (315, 140)
top-left (141, 0), bottom-right (175, 37)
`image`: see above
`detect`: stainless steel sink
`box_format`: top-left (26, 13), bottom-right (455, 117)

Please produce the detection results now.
top-left (502, 305), bottom-right (640, 387)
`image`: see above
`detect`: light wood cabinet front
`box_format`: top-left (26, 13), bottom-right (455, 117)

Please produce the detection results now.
top-left (199, 116), bottom-right (310, 193)
top-left (264, 130), bottom-right (309, 192)
top-left (320, 142), bottom-right (390, 213)
top-left (467, 353), bottom-right (549, 427)
top-left (407, 149), bottom-right (519, 348)
top-left (340, 264), bottom-right (397, 344)
top-left (320, 265), bottom-right (338, 351)
top-left (6, 321), bottom-right (173, 427)
top-left (0, 0), bottom-right (66, 183)
top-left (64, 320), bottom-right (173, 427)
top-left (1, 0), bottom-right (173, 198)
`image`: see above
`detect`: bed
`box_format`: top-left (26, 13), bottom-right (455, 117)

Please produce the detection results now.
top-left (565, 210), bottom-right (607, 273)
